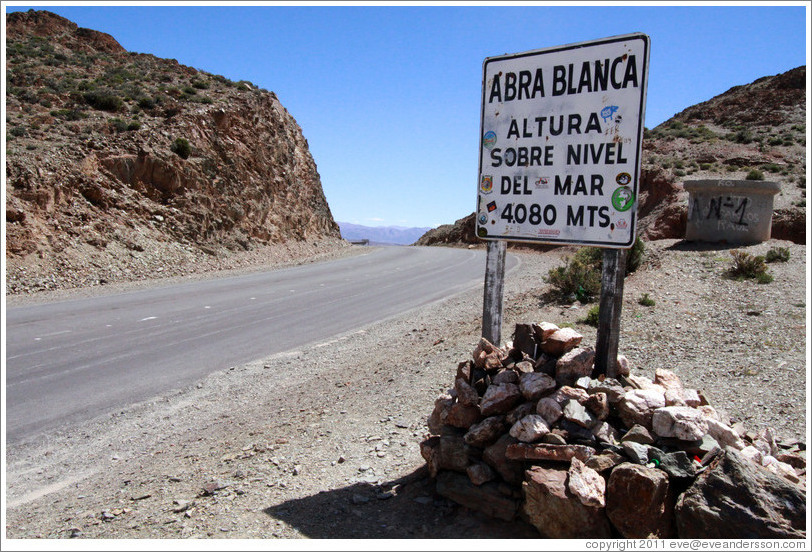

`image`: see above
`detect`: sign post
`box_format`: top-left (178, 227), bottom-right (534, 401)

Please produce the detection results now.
top-left (482, 239), bottom-right (507, 345)
top-left (476, 34), bottom-right (649, 363)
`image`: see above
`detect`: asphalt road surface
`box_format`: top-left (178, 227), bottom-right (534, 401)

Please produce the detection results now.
top-left (5, 246), bottom-right (517, 443)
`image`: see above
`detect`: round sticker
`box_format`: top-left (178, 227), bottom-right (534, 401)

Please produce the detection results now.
top-left (611, 187), bottom-right (635, 212)
top-left (616, 172), bottom-right (632, 186)
top-left (483, 131), bottom-right (497, 149)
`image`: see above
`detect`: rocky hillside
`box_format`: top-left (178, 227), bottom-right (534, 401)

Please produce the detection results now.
top-left (417, 66), bottom-right (806, 247)
top-left (5, 10), bottom-right (341, 293)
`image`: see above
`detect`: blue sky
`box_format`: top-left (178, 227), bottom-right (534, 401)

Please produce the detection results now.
top-left (5, 2), bottom-right (808, 228)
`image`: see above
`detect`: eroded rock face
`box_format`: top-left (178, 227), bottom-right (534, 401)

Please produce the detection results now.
top-left (6, 10), bottom-right (341, 293)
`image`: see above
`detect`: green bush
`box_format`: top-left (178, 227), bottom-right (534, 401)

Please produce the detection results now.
top-left (171, 137), bottom-right (191, 159)
top-left (746, 169), bottom-right (764, 181)
top-left (83, 90), bottom-right (123, 112)
top-left (726, 250), bottom-right (772, 283)
top-left (638, 293), bottom-right (656, 307)
top-left (545, 254), bottom-right (602, 303)
top-left (545, 238), bottom-right (646, 303)
top-left (765, 247), bottom-right (790, 263)
top-left (582, 305), bottom-right (601, 327)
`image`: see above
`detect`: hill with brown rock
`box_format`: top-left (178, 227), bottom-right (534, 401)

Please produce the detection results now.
top-left (5, 10), bottom-right (341, 294)
top-left (417, 66), bottom-right (806, 247)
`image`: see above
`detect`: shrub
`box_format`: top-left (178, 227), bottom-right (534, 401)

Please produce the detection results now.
top-left (745, 169), bottom-right (764, 180)
top-left (545, 254), bottom-right (601, 303)
top-left (83, 90), bottom-right (123, 112)
top-left (726, 250), bottom-right (772, 283)
top-left (137, 97), bottom-right (156, 109)
top-left (765, 247), bottom-right (790, 263)
top-left (582, 305), bottom-right (601, 327)
top-left (638, 293), bottom-right (656, 307)
top-left (545, 238), bottom-right (645, 302)
top-left (171, 137), bottom-right (191, 159)
top-left (109, 118), bottom-right (129, 132)
top-left (191, 79), bottom-right (209, 89)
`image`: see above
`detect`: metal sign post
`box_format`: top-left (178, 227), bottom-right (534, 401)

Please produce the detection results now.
top-left (475, 33), bottom-right (649, 361)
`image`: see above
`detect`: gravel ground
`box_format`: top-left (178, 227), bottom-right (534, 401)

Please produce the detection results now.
top-left (3, 238), bottom-right (808, 542)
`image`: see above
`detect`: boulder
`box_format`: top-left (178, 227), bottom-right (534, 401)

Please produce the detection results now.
top-left (651, 406), bottom-right (708, 441)
top-left (586, 450), bottom-right (625, 473)
top-left (606, 462), bottom-right (675, 538)
top-left (463, 415), bottom-right (508, 448)
top-left (480, 383), bottom-right (522, 416)
top-left (483, 434), bottom-right (525, 485)
top-left (617, 388), bottom-right (666, 430)
top-left (563, 399), bottom-right (598, 429)
top-left (436, 471), bottom-right (519, 521)
top-left (506, 442), bottom-right (595, 463)
top-left (509, 414), bottom-right (550, 443)
top-left (445, 402), bottom-right (482, 429)
top-left (505, 401), bottom-right (537, 425)
top-left (705, 417), bottom-right (746, 451)
top-left (621, 424), bottom-right (655, 445)
top-left (541, 327), bottom-right (583, 356)
top-left (551, 386), bottom-right (589, 405)
top-left (454, 377), bottom-right (480, 407)
top-left (466, 462), bottom-right (497, 486)
top-left (568, 458), bottom-right (606, 508)
top-left (519, 372), bottom-right (557, 401)
top-left (555, 347), bottom-right (596, 386)
top-left (675, 449), bottom-right (806, 539)
top-left (492, 368), bottom-right (519, 385)
top-left (588, 378), bottom-right (625, 404)
top-left (536, 396), bottom-right (564, 426)
top-left (427, 393), bottom-right (454, 434)
top-left (523, 466), bottom-right (611, 538)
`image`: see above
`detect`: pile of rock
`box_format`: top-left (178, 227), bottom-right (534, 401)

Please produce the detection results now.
top-left (420, 323), bottom-right (807, 539)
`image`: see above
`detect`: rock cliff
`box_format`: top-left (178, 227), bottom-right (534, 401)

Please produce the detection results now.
top-left (6, 10), bottom-right (341, 293)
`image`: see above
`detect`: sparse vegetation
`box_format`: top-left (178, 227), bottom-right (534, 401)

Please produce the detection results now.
top-left (746, 169), bottom-right (765, 181)
top-left (726, 250), bottom-right (773, 284)
top-left (582, 305), bottom-right (601, 327)
top-left (170, 137), bottom-right (191, 159)
top-left (638, 293), bottom-right (656, 307)
top-left (765, 247), bottom-right (790, 263)
top-left (545, 238), bottom-right (646, 302)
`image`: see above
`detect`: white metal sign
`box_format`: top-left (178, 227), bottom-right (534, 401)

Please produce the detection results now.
top-left (476, 33), bottom-right (649, 248)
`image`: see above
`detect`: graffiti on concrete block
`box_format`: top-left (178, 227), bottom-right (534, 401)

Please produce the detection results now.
top-left (689, 195), bottom-right (758, 231)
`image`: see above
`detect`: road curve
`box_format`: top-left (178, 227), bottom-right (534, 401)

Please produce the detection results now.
top-left (5, 246), bottom-right (516, 443)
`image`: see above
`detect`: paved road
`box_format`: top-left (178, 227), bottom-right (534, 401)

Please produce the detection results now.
top-left (5, 246), bottom-right (516, 443)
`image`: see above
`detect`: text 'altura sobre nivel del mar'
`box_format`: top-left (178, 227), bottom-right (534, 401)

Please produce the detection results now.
top-left (488, 54), bottom-right (639, 103)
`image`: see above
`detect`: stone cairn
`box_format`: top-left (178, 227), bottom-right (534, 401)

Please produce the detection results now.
top-left (420, 322), bottom-right (807, 539)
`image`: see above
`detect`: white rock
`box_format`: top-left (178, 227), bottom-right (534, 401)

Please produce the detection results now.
top-left (509, 414), bottom-right (550, 443)
top-left (651, 406), bottom-right (708, 441)
top-left (740, 445), bottom-right (763, 465)
top-left (617, 388), bottom-right (666, 429)
top-left (704, 417), bottom-right (746, 451)
top-left (567, 458), bottom-right (606, 508)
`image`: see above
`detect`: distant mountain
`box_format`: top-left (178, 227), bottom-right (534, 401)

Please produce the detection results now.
top-left (337, 222), bottom-right (434, 245)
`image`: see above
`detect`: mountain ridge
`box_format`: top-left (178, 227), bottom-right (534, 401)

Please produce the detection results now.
top-left (5, 10), bottom-right (342, 293)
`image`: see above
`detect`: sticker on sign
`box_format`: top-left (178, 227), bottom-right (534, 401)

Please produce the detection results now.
top-left (476, 33), bottom-right (650, 248)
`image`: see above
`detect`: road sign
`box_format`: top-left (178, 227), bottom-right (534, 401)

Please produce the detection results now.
top-left (476, 33), bottom-right (650, 248)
